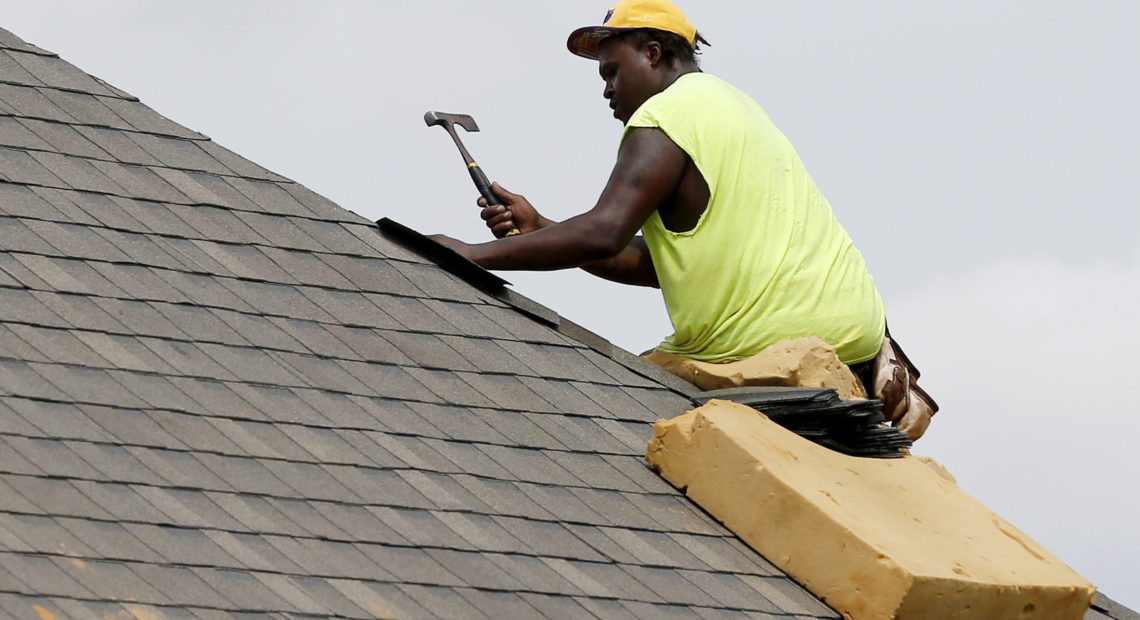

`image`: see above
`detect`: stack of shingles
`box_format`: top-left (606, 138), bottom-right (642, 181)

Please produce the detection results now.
top-left (698, 388), bottom-right (912, 458)
top-left (0, 26), bottom-right (844, 618)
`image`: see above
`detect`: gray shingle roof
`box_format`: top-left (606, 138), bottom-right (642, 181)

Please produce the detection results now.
top-left (0, 25), bottom-right (1133, 620)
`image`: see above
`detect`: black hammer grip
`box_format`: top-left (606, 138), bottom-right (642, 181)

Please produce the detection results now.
top-left (468, 163), bottom-right (520, 236)
top-left (468, 163), bottom-right (500, 206)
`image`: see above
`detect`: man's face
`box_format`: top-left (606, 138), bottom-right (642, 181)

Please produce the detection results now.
top-left (597, 37), bottom-right (661, 124)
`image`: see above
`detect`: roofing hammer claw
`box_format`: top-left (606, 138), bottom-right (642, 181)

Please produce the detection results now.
top-left (424, 111), bottom-right (520, 237)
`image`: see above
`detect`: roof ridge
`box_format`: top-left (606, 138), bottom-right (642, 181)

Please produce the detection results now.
top-left (0, 26), bottom-right (56, 58)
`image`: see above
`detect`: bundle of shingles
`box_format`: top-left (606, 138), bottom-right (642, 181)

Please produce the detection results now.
top-left (697, 388), bottom-right (913, 458)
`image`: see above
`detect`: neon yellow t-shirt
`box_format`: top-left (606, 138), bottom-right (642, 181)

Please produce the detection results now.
top-left (623, 73), bottom-right (885, 364)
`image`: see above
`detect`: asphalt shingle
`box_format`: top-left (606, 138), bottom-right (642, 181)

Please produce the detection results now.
top-left (350, 544), bottom-right (448, 584)
top-left (423, 299), bottom-right (515, 340)
top-left (0, 399), bottom-right (34, 436)
top-left (0, 50), bottom-right (41, 85)
top-left (58, 517), bottom-right (163, 563)
top-left (135, 565), bottom-right (232, 609)
top-left (129, 133), bottom-right (226, 173)
top-left (193, 567), bottom-right (293, 612)
top-left (391, 469), bottom-right (477, 511)
top-left (30, 150), bottom-right (126, 194)
top-left (7, 437), bottom-right (103, 481)
top-left (0, 512), bottom-right (93, 557)
top-left (458, 372), bottom-right (555, 413)
top-left (0, 180), bottom-right (60, 217)
top-left (0, 146), bottom-right (66, 186)
top-left (189, 140), bottom-right (272, 180)
top-left (517, 593), bottom-right (595, 618)
top-left (398, 584), bottom-right (489, 620)
top-left (6, 398), bottom-right (108, 442)
top-left (405, 367), bottom-right (495, 408)
top-left (21, 117), bottom-right (110, 159)
top-left (459, 588), bottom-right (544, 620)
top-left (0, 476), bottom-right (43, 517)
top-left (60, 557), bottom-right (168, 604)
top-left (227, 177), bottom-right (312, 215)
top-left (8, 50), bottom-right (113, 94)
top-left (0, 116), bottom-right (52, 150)
top-left (0, 553), bottom-right (93, 598)
top-left (127, 449), bottom-right (218, 494)
top-left (517, 482), bottom-right (606, 526)
top-left (208, 494), bottom-right (308, 538)
top-left (13, 475), bottom-right (122, 521)
top-left (300, 288), bottom-right (402, 330)
top-left (80, 125), bottom-right (164, 164)
top-left (451, 475), bottom-right (554, 522)
top-left (0, 83), bottom-right (74, 121)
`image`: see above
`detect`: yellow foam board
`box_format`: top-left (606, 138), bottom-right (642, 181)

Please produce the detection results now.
top-left (646, 400), bottom-right (1095, 620)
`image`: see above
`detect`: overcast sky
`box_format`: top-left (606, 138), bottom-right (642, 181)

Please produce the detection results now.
top-left (5, 0), bottom-right (1138, 607)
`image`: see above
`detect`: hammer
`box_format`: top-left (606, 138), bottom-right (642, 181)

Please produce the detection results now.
top-left (424, 110), bottom-right (519, 236)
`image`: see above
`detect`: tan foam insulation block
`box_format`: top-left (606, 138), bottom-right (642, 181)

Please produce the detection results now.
top-left (642, 337), bottom-right (866, 400)
top-left (646, 400), bottom-right (1094, 620)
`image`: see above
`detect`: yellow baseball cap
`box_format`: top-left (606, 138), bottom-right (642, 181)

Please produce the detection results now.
top-left (567, 0), bottom-right (698, 60)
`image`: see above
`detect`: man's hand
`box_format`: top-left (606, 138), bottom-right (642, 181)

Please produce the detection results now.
top-left (478, 182), bottom-right (553, 238)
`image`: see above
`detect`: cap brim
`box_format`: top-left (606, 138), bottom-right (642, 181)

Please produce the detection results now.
top-left (566, 25), bottom-right (632, 60)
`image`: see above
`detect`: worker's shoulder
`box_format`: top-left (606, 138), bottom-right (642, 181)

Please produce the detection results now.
top-left (627, 74), bottom-right (766, 144)
top-left (654, 72), bottom-right (756, 110)
top-left (676, 72), bottom-right (743, 92)
top-left (665, 71), bottom-right (729, 94)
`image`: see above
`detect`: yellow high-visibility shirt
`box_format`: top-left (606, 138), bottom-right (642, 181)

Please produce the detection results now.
top-left (623, 73), bottom-right (885, 364)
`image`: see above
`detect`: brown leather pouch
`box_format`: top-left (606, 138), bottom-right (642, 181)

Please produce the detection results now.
top-left (853, 328), bottom-right (938, 441)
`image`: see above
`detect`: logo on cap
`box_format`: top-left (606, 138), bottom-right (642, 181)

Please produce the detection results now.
top-left (603, 8), bottom-right (615, 24)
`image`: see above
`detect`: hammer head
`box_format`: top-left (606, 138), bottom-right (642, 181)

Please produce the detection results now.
top-left (424, 111), bottom-right (479, 133)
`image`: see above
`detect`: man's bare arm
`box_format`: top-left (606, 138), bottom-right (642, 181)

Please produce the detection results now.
top-left (579, 236), bottom-right (658, 287)
top-left (477, 185), bottom-right (658, 287)
top-left (436, 127), bottom-right (687, 281)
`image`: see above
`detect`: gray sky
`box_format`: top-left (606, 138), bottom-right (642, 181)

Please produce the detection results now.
top-left (6, 0), bottom-right (1138, 607)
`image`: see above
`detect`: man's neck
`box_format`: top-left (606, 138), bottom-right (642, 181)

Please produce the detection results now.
top-left (660, 63), bottom-right (700, 91)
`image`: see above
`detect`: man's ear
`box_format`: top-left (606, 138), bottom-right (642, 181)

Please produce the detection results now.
top-left (646, 41), bottom-right (663, 66)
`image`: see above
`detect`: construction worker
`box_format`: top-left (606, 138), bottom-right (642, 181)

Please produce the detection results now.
top-left (430, 0), bottom-right (936, 439)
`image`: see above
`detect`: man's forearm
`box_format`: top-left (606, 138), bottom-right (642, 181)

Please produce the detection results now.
top-left (466, 217), bottom-right (655, 286)
top-left (487, 215), bottom-right (657, 287)
top-left (468, 210), bottom-right (631, 271)
top-left (580, 237), bottom-right (658, 287)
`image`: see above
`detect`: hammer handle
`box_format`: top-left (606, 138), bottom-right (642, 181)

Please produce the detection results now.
top-left (468, 163), bottom-right (499, 206)
top-left (468, 163), bottom-right (520, 236)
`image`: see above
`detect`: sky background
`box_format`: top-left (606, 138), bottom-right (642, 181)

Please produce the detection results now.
top-left (5, 0), bottom-right (1138, 608)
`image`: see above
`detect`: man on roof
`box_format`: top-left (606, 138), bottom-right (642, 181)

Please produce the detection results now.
top-left (431, 0), bottom-right (936, 440)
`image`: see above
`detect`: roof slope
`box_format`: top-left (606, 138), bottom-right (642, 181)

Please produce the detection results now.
top-left (0, 26), bottom-right (840, 619)
top-left (0, 26), bottom-right (1133, 620)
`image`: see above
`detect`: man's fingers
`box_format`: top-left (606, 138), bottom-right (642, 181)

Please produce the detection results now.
top-left (492, 221), bottom-right (517, 237)
top-left (488, 208), bottom-right (516, 238)
top-left (477, 203), bottom-right (516, 238)
top-left (478, 183), bottom-right (524, 238)
top-left (481, 205), bottom-right (508, 222)
top-left (489, 210), bottom-right (515, 229)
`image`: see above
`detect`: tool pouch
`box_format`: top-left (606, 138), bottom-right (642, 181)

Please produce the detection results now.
top-left (853, 328), bottom-right (938, 442)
